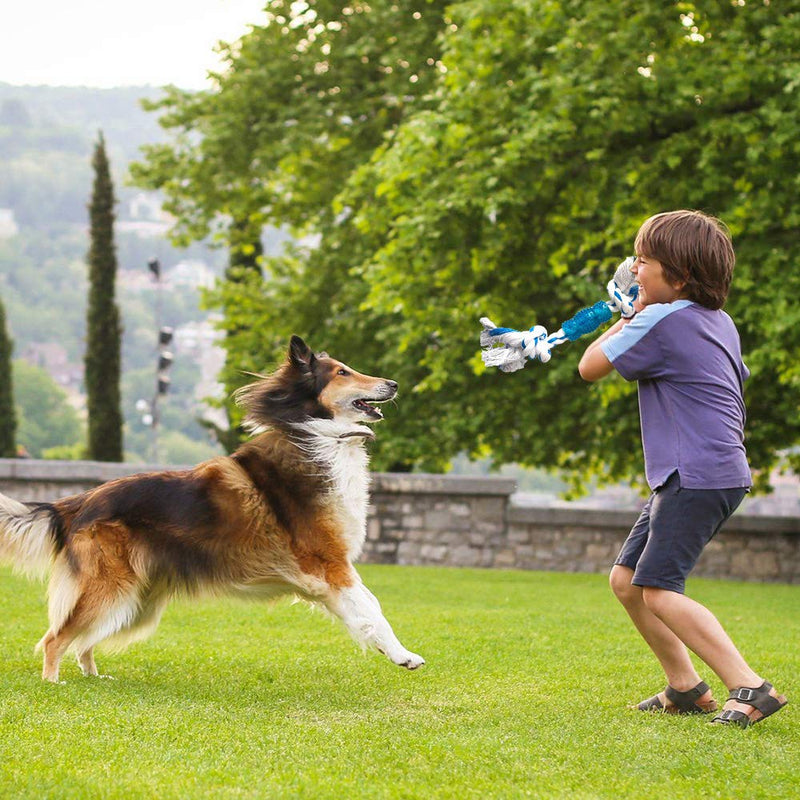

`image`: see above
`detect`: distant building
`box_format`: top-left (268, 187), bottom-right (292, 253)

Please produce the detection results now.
top-left (0, 208), bottom-right (19, 239)
top-left (116, 192), bottom-right (172, 238)
top-left (116, 219), bottom-right (172, 238)
top-left (167, 260), bottom-right (218, 290)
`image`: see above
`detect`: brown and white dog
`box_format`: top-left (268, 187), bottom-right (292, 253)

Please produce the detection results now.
top-left (0, 336), bottom-right (424, 682)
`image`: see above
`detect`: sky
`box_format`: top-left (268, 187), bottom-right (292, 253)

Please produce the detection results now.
top-left (0, 1), bottom-right (268, 89)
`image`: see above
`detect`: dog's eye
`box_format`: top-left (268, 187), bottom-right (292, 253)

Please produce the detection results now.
top-left (337, 368), bottom-right (350, 376)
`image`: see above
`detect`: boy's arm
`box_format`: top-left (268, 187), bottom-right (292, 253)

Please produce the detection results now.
top-left (578, 300), bottom-right (644, 381)
top-left (578, 319), bottom-right (625, 381)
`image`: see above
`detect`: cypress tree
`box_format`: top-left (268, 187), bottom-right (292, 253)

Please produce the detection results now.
top-left (0, 297), bottom-right (16, 457)
top-left (84, 132), bottom-right (123, 461)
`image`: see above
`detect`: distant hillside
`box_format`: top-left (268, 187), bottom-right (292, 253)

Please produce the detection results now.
top-left (0, 83), bottom-right (166, 159)
top-left (0, 83), bottom-right (170, 226)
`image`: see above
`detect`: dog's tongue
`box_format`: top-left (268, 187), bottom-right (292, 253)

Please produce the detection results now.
top-left (355, 399), bottom-right (382, 418)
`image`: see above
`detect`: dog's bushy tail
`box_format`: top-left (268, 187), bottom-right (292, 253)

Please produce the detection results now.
top-left (0, 492), bottom-right (60, 578)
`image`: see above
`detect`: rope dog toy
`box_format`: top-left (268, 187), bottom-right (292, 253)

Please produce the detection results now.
top-left (479, 257), bottom-right (638, 372)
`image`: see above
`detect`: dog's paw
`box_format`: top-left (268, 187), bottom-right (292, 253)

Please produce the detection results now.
top-left (396, 651), bottom-right (425, 670)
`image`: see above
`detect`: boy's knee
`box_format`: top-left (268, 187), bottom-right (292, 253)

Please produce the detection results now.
top-left (609, 565), bottom-right (637, 602)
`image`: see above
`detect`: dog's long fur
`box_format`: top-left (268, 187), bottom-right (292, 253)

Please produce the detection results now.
top-left (0, 336), bottom-right (424, 682)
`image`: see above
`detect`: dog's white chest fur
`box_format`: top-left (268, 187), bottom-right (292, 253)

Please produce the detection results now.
top-left (328, 444), bottom-right (370, 558)
top-left (297, 421), bottom-right (373, 558)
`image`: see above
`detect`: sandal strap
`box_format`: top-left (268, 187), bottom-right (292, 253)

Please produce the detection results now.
top-left (727, 681), bottom-right (783, 716)
top-left (711, 709), bottom-right (751, 728)
top-left (665, 681), bottom-right (711, 712)
top-left (637, 693), bottom-right (665, 711)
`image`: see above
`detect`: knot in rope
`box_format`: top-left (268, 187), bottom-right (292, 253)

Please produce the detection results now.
top-left (479, 257), bottom-right (638, 371)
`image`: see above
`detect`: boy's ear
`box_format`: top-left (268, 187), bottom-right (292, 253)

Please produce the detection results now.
top-left (289, 335), bottom-right (315, 371)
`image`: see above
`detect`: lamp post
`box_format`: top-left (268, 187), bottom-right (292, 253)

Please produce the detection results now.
top-left (137, 258), bottom-right (173, 463)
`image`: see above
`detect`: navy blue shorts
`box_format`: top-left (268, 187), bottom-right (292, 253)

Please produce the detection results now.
top-left (615, 472), bottom-right (747, 593)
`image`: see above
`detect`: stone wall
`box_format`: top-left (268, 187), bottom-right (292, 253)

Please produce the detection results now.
top-left (0, 458), bottom-right (161, 502)
top-left (1, 460), bottom-right (798, 584)
top-left (365, 474), bottom-right (800, 584)
top-left (366, 474), bottom-right (516, 569)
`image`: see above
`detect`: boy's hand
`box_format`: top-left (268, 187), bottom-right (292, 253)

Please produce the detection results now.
top-left (622, 298), bottom-right (645, 324)
top-left (611, 256), bottom-right (637, 294)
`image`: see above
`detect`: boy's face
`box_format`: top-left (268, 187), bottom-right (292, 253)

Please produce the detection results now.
top-left (631, 254), bottom-right (687, 307)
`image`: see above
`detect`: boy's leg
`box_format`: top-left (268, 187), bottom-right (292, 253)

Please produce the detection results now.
top-left (610, 565), bottom-right (712, 706)
top-left (641, 587), bottom-right (785, 720)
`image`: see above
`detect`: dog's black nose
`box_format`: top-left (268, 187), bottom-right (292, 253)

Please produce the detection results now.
top-left (386, 380), bottom-right (398, 392)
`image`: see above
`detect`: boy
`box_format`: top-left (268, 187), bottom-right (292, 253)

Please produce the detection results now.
top-left (578, 210), bottom-right (787, 727)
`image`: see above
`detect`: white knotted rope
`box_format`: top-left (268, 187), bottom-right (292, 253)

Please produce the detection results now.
top-left (480, 257), bottom-right (638, 372)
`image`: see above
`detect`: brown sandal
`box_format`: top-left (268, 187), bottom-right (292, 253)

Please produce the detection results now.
top-left (637, 681), bottom-right (717, 714)
top-left (711, 681), bottom-right (788, 728)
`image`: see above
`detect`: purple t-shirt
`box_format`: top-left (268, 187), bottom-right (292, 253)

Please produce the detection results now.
top-left (601, 300), bottom-right (752, 491)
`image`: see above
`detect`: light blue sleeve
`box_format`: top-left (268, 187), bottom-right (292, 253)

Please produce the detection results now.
top-left (600, 301), bottom-right (692, 380)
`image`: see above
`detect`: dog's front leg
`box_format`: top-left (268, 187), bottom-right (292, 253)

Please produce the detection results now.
top-left (327, 580), bottom-right (425, 670)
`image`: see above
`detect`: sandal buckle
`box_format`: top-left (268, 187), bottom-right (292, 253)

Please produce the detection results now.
top-left (733, 688), bottom-right (756, 702)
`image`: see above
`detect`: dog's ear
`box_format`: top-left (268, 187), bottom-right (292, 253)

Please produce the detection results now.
top-left (289, 335), bottom-right (315, 371)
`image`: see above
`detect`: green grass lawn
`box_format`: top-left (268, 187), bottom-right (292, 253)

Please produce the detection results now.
top-left (0, 564), bottom-right (796, 799)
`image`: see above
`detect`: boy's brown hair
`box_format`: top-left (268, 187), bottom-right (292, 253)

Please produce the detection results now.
top-left (634, 210), bottom-right (735, 310)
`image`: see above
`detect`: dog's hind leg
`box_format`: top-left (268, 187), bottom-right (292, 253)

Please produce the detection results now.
top-left (37, 628), bottom-right (71, 683)
top-left (40, 528), bottom-right (140, 682)
top-left (37, 560), bottom-right (85, 682)
top-left (40, 588), bottom-right (140, 682)
top-left (324, 577), bottom-right (425, 670)
top-left (76, 647), bottom-right (98, 677)
top-left (38, 600), bottom-right (95, 683)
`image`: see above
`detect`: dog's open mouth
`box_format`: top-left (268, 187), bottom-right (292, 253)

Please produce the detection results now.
top-left (353, 398), bottom-right (384, 420)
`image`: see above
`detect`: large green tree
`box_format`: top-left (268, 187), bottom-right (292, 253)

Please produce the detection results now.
top-left (132, 0), bottom-right (449, 441)
top-left (85, 132), bottom-right (123, 461)
top-left (134, 0), bottom-right (800, 488)
top-left (0, 297), bottom-right (16, 456)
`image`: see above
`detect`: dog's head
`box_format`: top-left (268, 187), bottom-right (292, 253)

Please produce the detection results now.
top-left (235, 336), bottom-right (398, 436)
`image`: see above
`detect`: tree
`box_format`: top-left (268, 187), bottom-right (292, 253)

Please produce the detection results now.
top-left (134, 0), bottom-right (800, 488)
top-left (13, 360), bottom-right (83, 458)
top-left (0, 297), bottom-right (16, 456)
top-left (131, 0), bottom-right (449, 447)
top-left (85, 132), bottom-right (123, 461)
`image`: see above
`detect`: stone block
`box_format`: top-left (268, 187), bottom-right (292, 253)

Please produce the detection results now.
top-left (493, 549), bottom-right (516, 568)
top-left (448, 545), bottom-right (482, 567)
top-left (751, 551), bottom-right (779, 579)
top-left (420, 544), bottom-right (448, 562)
top-left (366, 519), bottom-right (381, 541)
top-left (423, 509), bottom-right (453, 531)
top-left (475, 520), bottom-right (505, 536)
top-left (396, 542), bottom-right (420, 565)
top-left (585, 544), bottom-right (613, 564)
top-left (472, 497), bottom-right (507, 522)
top-left (507, 526), bottom-right (531, 543)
